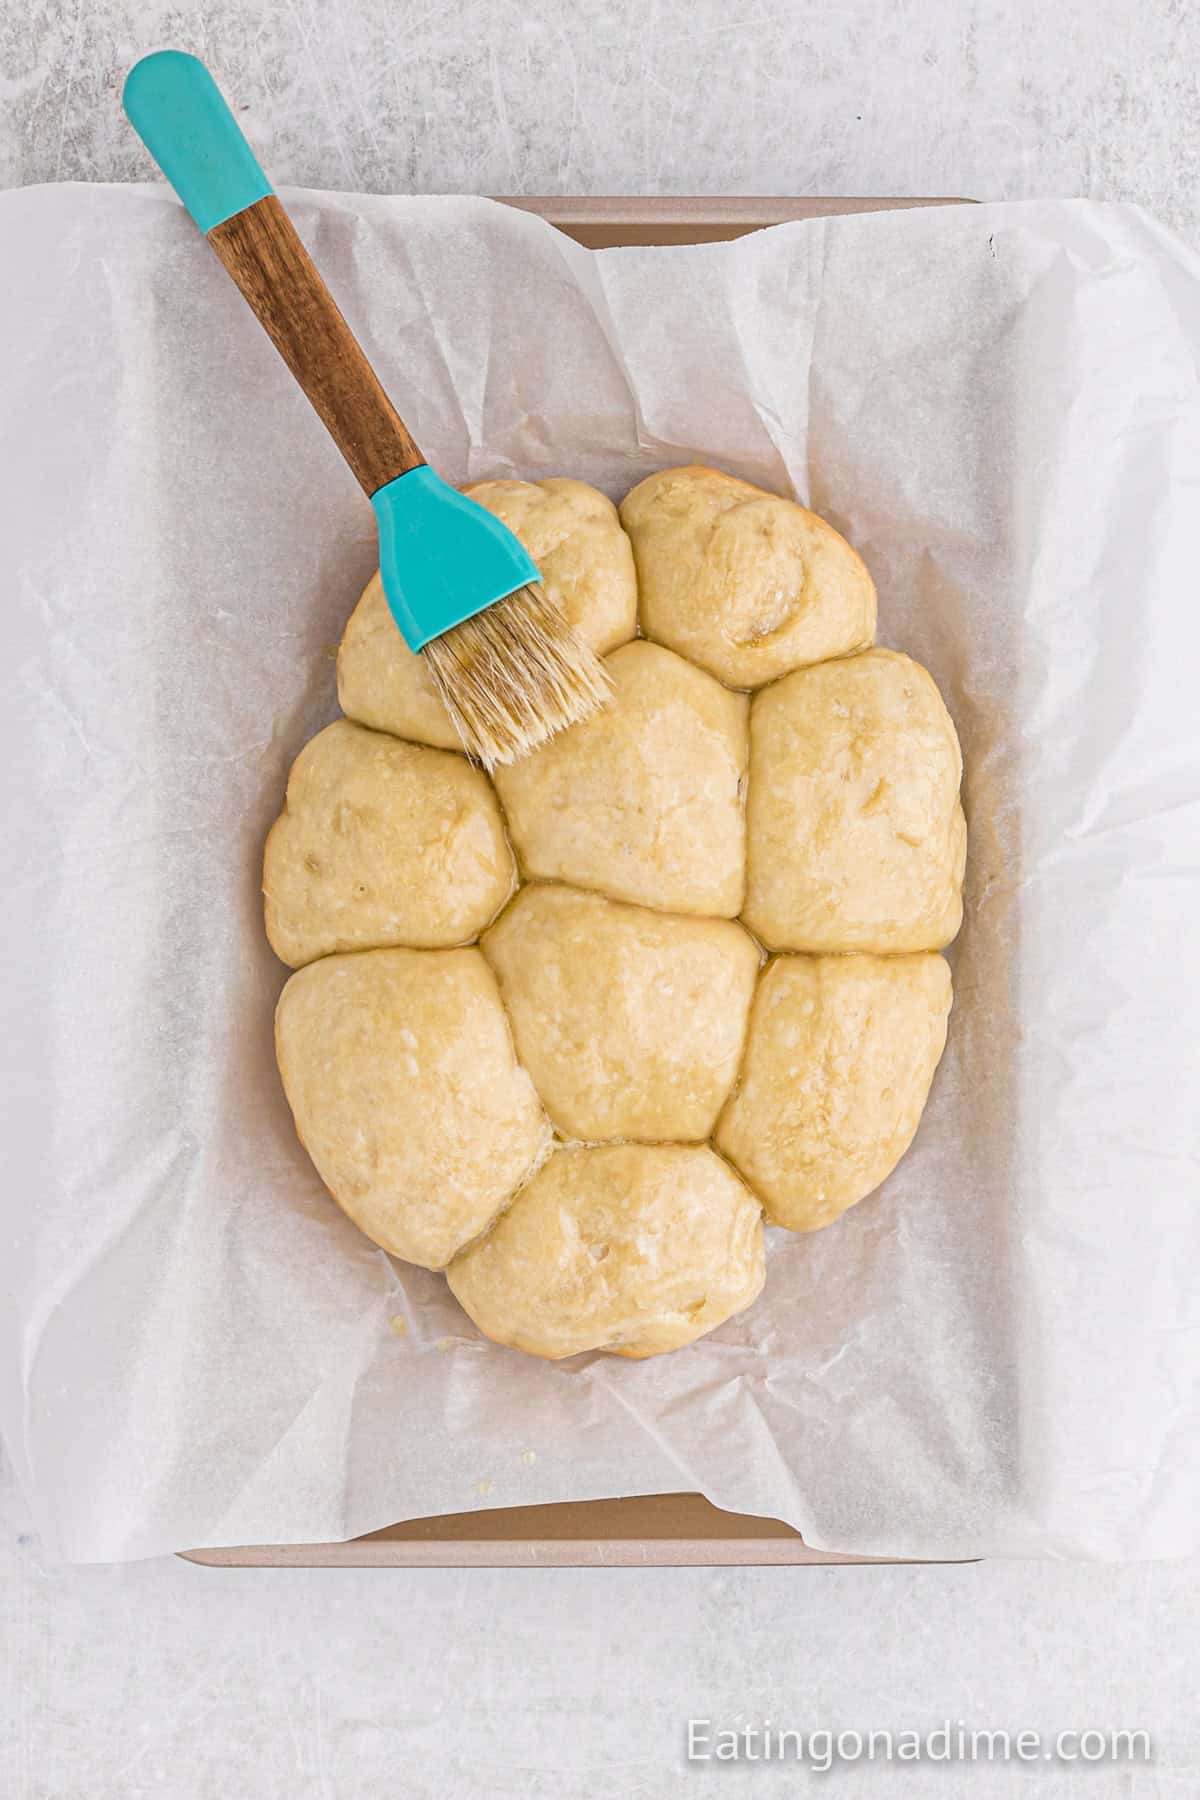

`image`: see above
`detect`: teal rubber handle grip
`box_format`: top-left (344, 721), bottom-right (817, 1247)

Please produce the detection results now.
top-left (122, 51), bottom-right (272, 233)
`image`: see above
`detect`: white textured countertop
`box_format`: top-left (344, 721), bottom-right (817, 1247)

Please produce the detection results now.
top-left (4, 3), bottom-right (1199, 1795)
top-left (6, 0), bottom-right (1200, 247)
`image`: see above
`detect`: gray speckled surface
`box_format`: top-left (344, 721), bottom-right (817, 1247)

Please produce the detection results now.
top-left (4, 3), bottom-right (1200, 1795)
top-left (4, 0), bottom-right (1200, 243)
top-left (2, 1446), bottom-right (1198, 1799)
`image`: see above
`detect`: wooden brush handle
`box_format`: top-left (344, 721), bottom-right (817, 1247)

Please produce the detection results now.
top-left (208, 194), bottom-right (424, 494)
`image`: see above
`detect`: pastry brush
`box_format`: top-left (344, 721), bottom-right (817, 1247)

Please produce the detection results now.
top-left (122, 50), bottom-right (610, 768)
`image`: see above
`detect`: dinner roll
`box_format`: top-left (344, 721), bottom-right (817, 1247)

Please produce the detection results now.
top-left (448, 1143), bottom-right (765, 1359)
top-left (337, 478), bottom-right (637, 749)
top-left (464, 478), bottom-right (638, 654)
top-left (717, 952), bottom-right (952, 1231)
top-left (743, 648), bottom-right (966, 952)
top-left (263, 719), bottom-right (514, 967)
top-left (275, 947), bottom-right (548, 1269)
top-left (494, 640), bottom-right (749, 916)
top-left (619, 464), bottom-right (876, 687)
top-left (483, 884), bottom-right (760, 1141)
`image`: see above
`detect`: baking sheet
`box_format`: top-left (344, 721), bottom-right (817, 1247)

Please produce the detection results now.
top-left (495, 193), bottom-right (965, 247)
top-left (183, 1492), bottom-right (940, 1568)
top-left (2, 182), bottom-right (1198, 1563)
top-left (196, 194), bottom-right (961, 1573)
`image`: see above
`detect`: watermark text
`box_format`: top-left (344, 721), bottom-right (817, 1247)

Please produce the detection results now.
top-left (686, 1719), bottom-right (1152, 1773)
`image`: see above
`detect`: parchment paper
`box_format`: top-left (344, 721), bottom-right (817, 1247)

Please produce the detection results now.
top-left (2, 183), bottom-right (1198, 1562)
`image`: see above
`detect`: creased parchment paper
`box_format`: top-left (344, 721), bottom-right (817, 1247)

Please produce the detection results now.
top-left (2, 184), bottom-right (1198, 1562)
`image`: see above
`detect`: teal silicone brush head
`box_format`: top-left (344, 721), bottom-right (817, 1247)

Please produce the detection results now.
top-left (372, 467), bottom-right (612, 768)
top-left (370, 466), bottom-right (544, 650)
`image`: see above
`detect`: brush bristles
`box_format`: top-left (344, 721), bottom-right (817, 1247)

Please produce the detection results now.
top-left (421, 584), bottom-right (612, 769)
